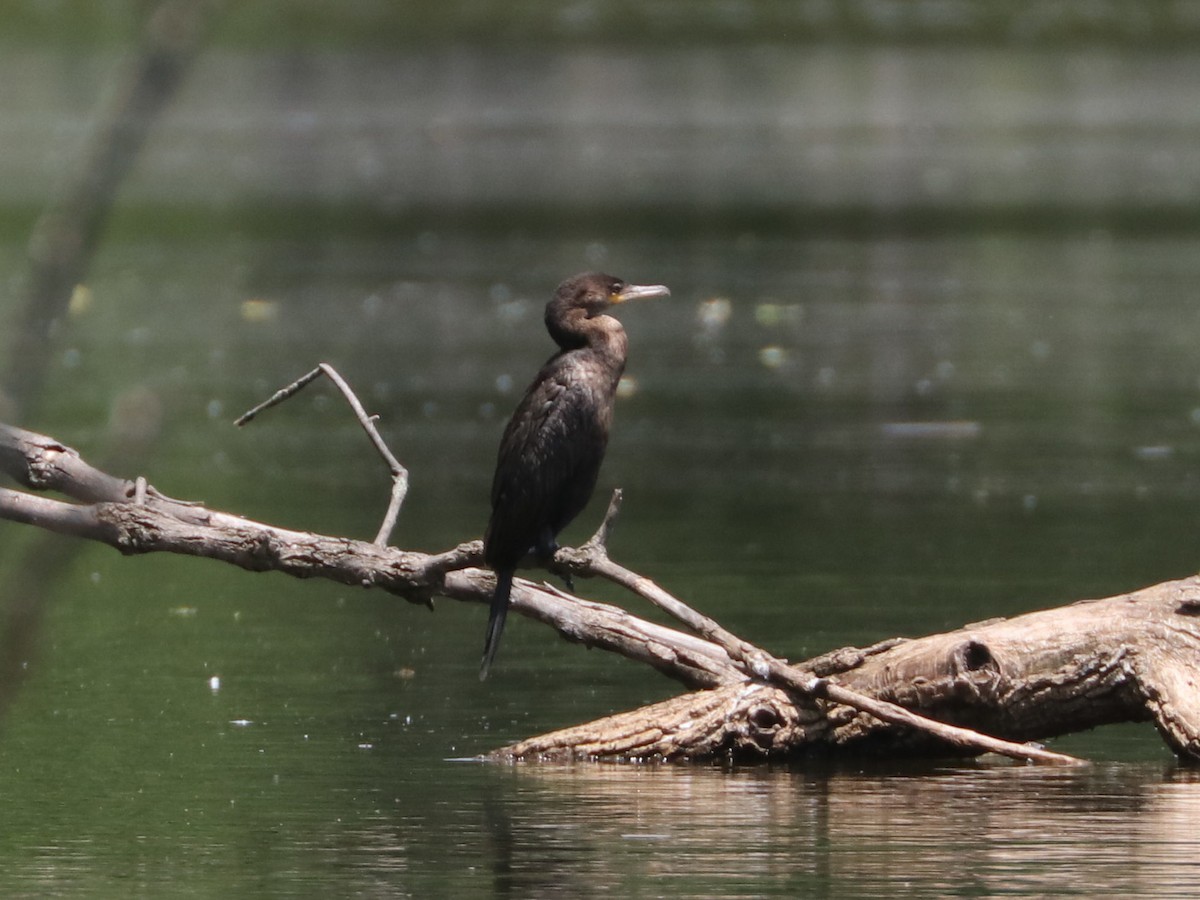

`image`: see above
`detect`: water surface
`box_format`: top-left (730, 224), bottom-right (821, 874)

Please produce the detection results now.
top-left (2, 14), bottom-right (1200, 897)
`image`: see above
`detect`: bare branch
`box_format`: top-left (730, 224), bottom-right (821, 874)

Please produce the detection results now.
top-left (0, 487), bottom-right (103, 539)
top-left (236, 363), bottom-right (409, 547)
top-left (234, 366), bottom-right (325, 425)
top-left (0, 422), bottom-right (136, 503)
top-left (440, 571), bottom-right (744, 688)
top-left (582, 488), bottom-right (624, 551)
top-left (0, 423), bottom-right (741, 689)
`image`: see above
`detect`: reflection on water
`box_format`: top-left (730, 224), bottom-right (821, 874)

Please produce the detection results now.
top-left (8, 738), bottom-right (1199, 898)
top-left (457, 762), bottom-right (1200, 898)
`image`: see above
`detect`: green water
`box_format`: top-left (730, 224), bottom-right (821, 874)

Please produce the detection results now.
top-left (4, 4), bottom-right (1200, 896)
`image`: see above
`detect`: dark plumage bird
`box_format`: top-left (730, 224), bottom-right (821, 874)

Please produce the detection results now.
top-left (480, 272), bottom-right (670, 678)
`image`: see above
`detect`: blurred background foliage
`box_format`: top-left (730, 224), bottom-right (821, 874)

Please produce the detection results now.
top-left (0, 1), bottom-right (1198, 894)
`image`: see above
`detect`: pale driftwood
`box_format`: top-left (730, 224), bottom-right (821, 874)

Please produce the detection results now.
top-left (4, 420), bottom-right (1192, 764)
top-left (493, 578), bottom-right (1200, 761)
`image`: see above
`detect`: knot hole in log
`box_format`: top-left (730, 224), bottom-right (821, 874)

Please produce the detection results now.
top-left (747, 703), bottom-right (784, 750)
top-left (955, 639), bottom-right (997, 674)
top-left (1175, 597), bottom-right (1200, 616)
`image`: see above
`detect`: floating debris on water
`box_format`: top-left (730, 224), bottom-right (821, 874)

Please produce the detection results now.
top-left (758, 345), bottom-right (787, 370)
top-left (68, 284), bottom-right (93, 317)
top-left (754, 302), bottom-right (803, 328)
top-left (240, 298), bottom-right (279, 323)
top-left (881, 421), bottom-right (982, 440)
top-left (1134, 445), bottom-right (1174, 461)
top-left (697, 297), bottom-right (732, 331)
top-left (496, 299), bottom-right (529, 324)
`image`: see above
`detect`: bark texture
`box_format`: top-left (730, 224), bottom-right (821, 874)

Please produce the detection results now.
top-left (494, 579), bottom-right (1200, 761)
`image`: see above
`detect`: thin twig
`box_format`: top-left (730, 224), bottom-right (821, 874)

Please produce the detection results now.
top-left (791, 667), bottom-right (1080, 765)
top-left (582, 488), bottom-right (624, 552)
top-left (419, 540), bottom-right (485, 578)
top-left (236, 363), bottom-right (409, 547)
top-left (565, 492), bottom-right (772, 672)
top-left (233, 367), bottom-right (324, 426)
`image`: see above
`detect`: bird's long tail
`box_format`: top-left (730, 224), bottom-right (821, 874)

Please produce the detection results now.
top-left (480, 569), bottom-right (513, 680)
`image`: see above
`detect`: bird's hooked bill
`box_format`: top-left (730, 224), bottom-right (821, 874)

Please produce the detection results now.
top-left (612, 283), bottom-right (671, 304)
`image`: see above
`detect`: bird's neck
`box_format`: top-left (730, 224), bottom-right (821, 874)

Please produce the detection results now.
top-left (549, 311), bottom-right (628, 366)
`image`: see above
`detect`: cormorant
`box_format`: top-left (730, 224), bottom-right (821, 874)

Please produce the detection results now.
top-left (480, 272), bottom-right (670, 678)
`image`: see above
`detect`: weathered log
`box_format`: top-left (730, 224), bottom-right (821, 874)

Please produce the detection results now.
top-left (492, 578), bottom-right (1200, 761)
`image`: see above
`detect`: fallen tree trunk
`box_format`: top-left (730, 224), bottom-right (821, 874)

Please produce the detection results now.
top-left (3, 420), bottom-right (1195, 764)
top-left (494, 577), bottom-right (1200, 760)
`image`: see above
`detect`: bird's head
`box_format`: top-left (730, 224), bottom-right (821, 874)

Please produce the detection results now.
top-left (552, 271), bottom-right (671, 319)
top-left (546, 273), bottom-right (670, 349)
top-left (564, 272), bottom-right (671, 314)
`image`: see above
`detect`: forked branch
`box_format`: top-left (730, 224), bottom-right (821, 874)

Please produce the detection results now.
top-left (236, 363), bottom-right (408, 547)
